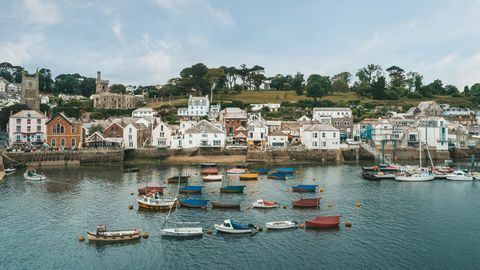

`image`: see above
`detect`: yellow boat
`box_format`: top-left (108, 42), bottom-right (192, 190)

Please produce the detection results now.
top-left (239, 173), bottom-right (259, 180)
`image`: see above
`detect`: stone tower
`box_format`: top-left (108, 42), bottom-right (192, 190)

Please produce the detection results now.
top-left (95, 71), bottom-right (109, 94)
top-left (21, 69), bottom-right (40, 111)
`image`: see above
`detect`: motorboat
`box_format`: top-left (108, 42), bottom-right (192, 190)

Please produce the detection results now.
top-left (4, 167), bottom-right (16, 174)
top-left (161, 227), bottom-right (203, 238)
top-left (446, 170), bottom-right (474, 181)
top-left (87, 225), bottom-right (141, 242)
top-left (23, 169), bottom-right (46, 181)
top-left (305, 215), bottom-right (342, 228)
top-left (293, 198), bottom-right (320, 208)
top-left (137, 195), bottom-right (177, 211)
top-left (214, 219), bottom-right (255, 234)
top-left (252, 199), bottom-right (278, 209)
top-left (265, 221), bottom-right (297, 230)
top-left (202, 174), bottom-right (223, 181)
top-left (361, 171), bottom-right (395, 180)
top-left (239, 173), bottom-right (259, 180)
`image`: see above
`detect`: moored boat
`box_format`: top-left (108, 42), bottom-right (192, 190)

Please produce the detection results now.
top-left (252, 199), bottom-right (278, 209)
top-left (220, 185), bottom-right (246, 193)
top-left (202, 174), bottom-right (223, 181)
top-left (227, 168), bottom-right (246, 174)
top-left (5, 167), bottom-right (16, 174)
top-left (276, 167), bottom-right (295, 174)
top-left (211, 200), bottom-right (241, 209)
top-left (252, 168), bottom-right (269, 174)
top-left (395, 171), bottom-right (434, 182)
top-left (266, 220), bottom-right (297, 230)
top-left (239, 173), bottom-right (259, 180)
top-left (167, 175), bottom-right (190, 183)
top-left (123, 167), bottom-right (139, 173)
top-left (305, 215), bottom-right (341, 228)
top-left (179, 199), bottom-right (209, 208)
top-left (293, 198), bottom-right (320, 208)
top-left (201, 167), bottom-right (219, 175)
top-left (362, 164), bottom-right (400, 172)
top-left (179, 185), bottom-right (204, 194)
top-left (268, 172), bottom-right (287, 180)
top-left (161, 227), bottom-right (203, 238)
top-left (87, 225), bottom-right (141, 242)
top-left (138, 182), bottom-right (164, 195)
top-left (23, 169), bottom-right (46, 181)
top-left (137, 195), bottom-right (177, 211)
top-left (292, 184), bottom-right (317, 192)
top-left (214, 219), bottom-right (255, 234)
top-left (446, 170), bottom-right (474, 181)
top-left (361, 171), bottom-right (395, 181)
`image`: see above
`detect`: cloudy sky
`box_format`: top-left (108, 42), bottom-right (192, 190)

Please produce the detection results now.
top-left (1, 0), bottom-right (480, 88)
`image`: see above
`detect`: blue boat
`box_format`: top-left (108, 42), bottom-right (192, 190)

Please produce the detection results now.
top-left (179, 186), bottom-right (204, 194)
top-left (220, 185), bottom-right (246, 193)
top-left (276, 167), bottom-right (295, 174)
top-left (268, 172), bottom-right (287, 180)
top-left (252, 168), bottom-right (269, 174)
top-left (179, 199), bottom-right (209, 208)
top-left (292, 184), bottom-right (317, 193)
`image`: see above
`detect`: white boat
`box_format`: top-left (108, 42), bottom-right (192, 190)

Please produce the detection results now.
top-left (227, 168), bottom-right (246, 174)
top-left (137, 195), bottom-right (177, 210)
top-left (446, 170), bottom-right (474, 181)
top-left (202, 174), bottom-right (223, 181)
top-left (252, 199), bottom-right (278, 209)
top-left (5, 168), bottom-right (16, 174)
top-left (265, 220), bottom-right (297, 230)
top-left (23, 170), bottom-right (46, 181)
top-left (161, 227), bottom-right (203, 237)
top-left (395, 172), bottom-right (434, 182)
top-left (214, 219), bottom-right (255, 234)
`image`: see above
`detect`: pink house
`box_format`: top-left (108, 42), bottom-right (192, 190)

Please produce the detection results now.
top-left (8, 110), bottom-right (48, 147)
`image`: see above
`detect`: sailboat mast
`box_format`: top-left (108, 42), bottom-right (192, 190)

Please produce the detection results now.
top-left (419, 141), bottom-right (422, 168)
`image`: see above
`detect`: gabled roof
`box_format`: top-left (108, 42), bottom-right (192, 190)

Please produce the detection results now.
top-left (11, 110), bottom-right (47, 118)
top-left (185, 120), bottom-right (224, 134)
top-left (269, 130), bottom-right (287, 136)
top-left (221, 107), bottom-right (247, 119)
top-left (417, 101), bottom-right (439, 111)
top-left (313, 107), bottom-right (352, 112)
top-left (302, 124), bottom-right (339, 132)
top-left (133, 107), bottom-right (155, 112)
top-left (86, 131), bottom-right (105, 143)
top-left (46, 112), bottom-right (76, 125)
top-left (189, 95), bottom-right (208, 106)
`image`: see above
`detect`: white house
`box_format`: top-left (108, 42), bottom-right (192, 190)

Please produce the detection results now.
top-left (247, 113), bottom-right (268, 149)
top-left (182, 120), bottom-right (225, 148)
top-left (177, 95), bottom-right (210, 117)
top-left (123, 123), bottom-right (150, 149)
top-left (152, 121), bottom-right (173, 148)
top-left (371, 119), bottom-right (394, 145)
top-left (209, 104), bottom-right (221, 120)
top-left (313, 107), bottom-right (352, 119)
top-left (132, 107), bottom-right (155, 118)
top-left (417, 116), bottom-right (449, 150)
top-left (300, 124), bottom-right (340, 150)
top-left (251, 103), bottom-right (281, 112)
top-left (268, 130), bottom-right (288, 148)
top-left (7, 110), bottom-right (48, 146)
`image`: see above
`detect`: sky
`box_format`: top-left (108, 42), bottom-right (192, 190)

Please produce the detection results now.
top-left (1, 0), bottom-right (480, 88)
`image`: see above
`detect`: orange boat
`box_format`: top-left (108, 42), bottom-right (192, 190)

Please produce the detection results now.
top-left (239, 173), bottom-right (258, 180)
top-left (306, 215), bottom-right (341, 228)
top-left (201, 167), bottom-right (219, 175)
top-left (292, 198), bottom-right (320, 208)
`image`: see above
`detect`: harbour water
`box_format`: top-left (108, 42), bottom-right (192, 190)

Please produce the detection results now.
top-left (1, 163), bottom-right (480, 269)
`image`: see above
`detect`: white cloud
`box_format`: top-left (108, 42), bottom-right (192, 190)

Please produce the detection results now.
top-left (22, 0), bottom-right (60, 26)
top-left (0, 34), bottom-right (44, 64)
top-left (111, 19), bottom-right (124, 43)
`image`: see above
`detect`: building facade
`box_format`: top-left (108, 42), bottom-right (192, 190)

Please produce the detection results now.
top-left (312, 107), bottom-right (353, 138)
top-left (46, 113), bottom-right (83, 149)
top-left (7, 110), bottom-right (48, 146)
top-left (300, 124), bottom-right (340, 150)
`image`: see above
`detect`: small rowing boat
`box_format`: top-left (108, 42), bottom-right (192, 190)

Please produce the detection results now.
top-left (201, 167), bottom-right (219, 175)
top-left (211, 200), bottom-right (241, 209)
top-left (5, 167), bottom-right (16, 174)
top-left (214, 219), bottom-right (255, 234)
top-left (161, 227), bottom-right (203, 238)
top-left (239, 173), bottom-right (259, 180)
top-left (292, 184), bottom-right (317, 193)
top-left (305, 215), bottom-right (341, 228)
top-left (220, 185), bottom-right (246, 193)
top-left (87, 225), bottom-right (141, 242)
top-left (179, 199), bottom-right (209, 208)
top-left (23, 169), bottom-right (46, 181)
top-left (123, 167), bottom-right (139, 173)
top-left (202, 174), bottom-right (223, 181)
top-left (265, 221), bottom-right (297, 230)
top-left (227, 168), bottom-right (246, 174)
top-left (268, 172), bottom-right (287, 180)
top-left (179, 185), bottom-right (203, 194)
top-left (167, 175), bottom-right (190, 183)
top-left (252, 199), bottom-right (278, 209)
top-left (276, 167), bottom-right (295, 174)
top-left (251, 168), bottom-right (269, 174)
top-left (293, 198), bottom-right (320, 208)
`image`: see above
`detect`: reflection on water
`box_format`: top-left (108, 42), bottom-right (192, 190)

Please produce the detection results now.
top-left (1, 162), bottom-right (480, 269)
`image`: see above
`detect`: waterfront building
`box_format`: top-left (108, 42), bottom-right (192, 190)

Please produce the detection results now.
top-left (312, 107), bottom-right (353, 138)
top-left (123, 123), bottom-right (151, 149)
top-left (177, 95), bottom-right (210, 117)
top-left (266, 120), bottom-right (282, 133)
top-left (132, 107), bottom-right (155, 118)
top-left (268, 130), bottom-right (288, 148)
top-left (417, 116), bottom-right (449, 150)
top-left (219, 107), bottom-right (248, 143)
top-left (250, 103), bottom-right (281, 112)
top-left (180, 119), bottom-right (225, 149)
top-left (46, 113), bottom-right (83, 149)
top-left (151, 121), bottom-right (173, 148)
top-left (103, 122), bottom-right (124, 146)
top-left (209, 104), bottom-right (221, 120)
top-left (371, 119), bottom-right (394, 145)
top-left (7, 110), bottom-right (48, 147)
top-left (281, 121), bottom-right (301, 145)
top-left (247, 113), bottom-right (268, 150)
top-left (300, 124), bottom-right (340, 150)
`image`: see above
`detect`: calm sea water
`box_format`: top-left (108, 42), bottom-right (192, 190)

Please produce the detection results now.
top-left (1, 163), bottom-right (479, 270)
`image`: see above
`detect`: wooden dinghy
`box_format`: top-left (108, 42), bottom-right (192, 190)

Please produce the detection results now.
top-left (305, 215), bottom-right (342, 228)
top-left (220, 185), bottom-right (246, 193)
top-left (167, 175), bottom-right (190, 183)
top-left (227, 168), bottom-right (246, 174)
top-left (292, 198), bottom-right (320, 208)
top-left (292, 184), bottom-right (317, 193)
top-left (87, 225), bottom-right (141, 242)
top-left (202, 174), bottom-right (223, 181)
top-left (179, 185), bottom-right (204, 194)
top-left (23, 169), bottom-right (46, 181)
top-left (179, 199), bottom-right (209, 208)
top-left (239, 173), bottom-right (259, 180)
top-left (161, 227), bottom-right (203, 238)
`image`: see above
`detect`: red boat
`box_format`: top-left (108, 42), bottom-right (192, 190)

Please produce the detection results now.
top-left (306, 215), bottom-right (342, 228)
top-left (201, 167), bottom-right (219, 175)
top-left (138, 182), bottom-right (164, 195)
top-left (292, 198), bottom-right (320, 208)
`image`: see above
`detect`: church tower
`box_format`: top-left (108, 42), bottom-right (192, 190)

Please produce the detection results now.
top-left (95, 71), bottom-right (109, 94)
top-left (21, 69), bottom-right (40, 111)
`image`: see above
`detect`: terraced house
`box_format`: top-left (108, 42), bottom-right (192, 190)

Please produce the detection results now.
top-left (7, 110), bottom-right (48, 147)
top-left (46, 113), bottom-right (83, 149)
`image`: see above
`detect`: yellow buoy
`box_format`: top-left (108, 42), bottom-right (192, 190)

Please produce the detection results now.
top-left (283, 206), bottom-right (287, 209)
top-left (128, 205), bottom-right (134, 209)
top-left (355, 201), bottom-right (361, 208)
top-left (78, 236), bottom-right (85, 242)
top-left (284, 188), bottom-right (289, 192)
top-left (130, 192), bottom-right (134, 195)
top-left (319, 188), bottom-right (324, 193)
top-left (206, 228), bottom-right (213, 234)
top-left (345, 221), bottom-right (352, 227)
top-left (299, 224), bottom-right (305, 229)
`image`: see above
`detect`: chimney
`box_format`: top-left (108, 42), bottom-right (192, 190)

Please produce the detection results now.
top-left (97, 71), bottom-right (101, 80)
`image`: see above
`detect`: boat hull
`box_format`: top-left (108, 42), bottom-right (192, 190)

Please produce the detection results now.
top-left (305, 215), bottom-right (341, 228)
top-left (202, 175), bottom-right (223, 181)
top-left (293, 198), bottom-right (320, 208)
top-left (239, 173), bottom-right (259, 180)
top-left (179, 199), bottom-right (208, 208)
top-left (201, 168), bottom-right (218, 175)
top-left (214, 224), bottom-right (252, 234)
top-left (395, 175), bottom-right (434, 182)
top-left (446, 176), bottom-right (474, 181)
top-left (220, 186), bottom-right (245, 193)
top-left (161, 227), bottom-right (203, 237)
top-left (138, 187), bottom-right (163, 195)
top-left (87, 231), bottom-right (141, 242)
top-left (266, 221), bottom-right (297, 230)
top-left (137, 199), bottom-right (176, 211)
top-left (252, 200), bottom-right (278, 208)
top-left (211, 201), bottom-right (241, 208)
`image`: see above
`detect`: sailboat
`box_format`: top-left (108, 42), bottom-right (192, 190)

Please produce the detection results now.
top-left (395, 142), bottom-right (434, 182)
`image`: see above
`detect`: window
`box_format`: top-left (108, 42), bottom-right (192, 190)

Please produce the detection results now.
top-left (72, 139), bottom-right (76, 147)
top-left (202, 134), bottom-right (208, 138)
top-left (16, 119), bottom-right (21, 124)
top-left (27, 126), bottom-right (31, 132)
top-left (129, 135), bottom-right (132, 140)
top-left (313, 141), bottom-right (318, 147)
top-left (36, 135), bottom-right (41, 141)
top-left (260, 133), bottom-right (264, 139)
top-left (53, 125), bottom-right (57, 133)
top-left (129, 142), bottom-right (133, 147)
top-left (213, 140), bottom-right (221, 146)
top-left (16, 135), bottom-right (21, 141)
top-left (322, 142), bottom-right (326, 147)
top-left (60, 126), bottom-right (64, 133)
top-left (37, 119), bottom-right (41, 124)
top-left (51, 139), bottom-right (56, 147)
top-left (61, 139), bottom-right (65, 147)
top-left (72, 126), bottom-right (76, 133)
top-left (249, 132), bottom-right (253, 139)
top-left (333, 133), bottom-right (336, 138)
top-left (27, 119), bottom-right (31, 125)
top-left (313, 132), bottom-right (318, 138)
top-left (160, 125), bottom-right (163, 131)
top-left (322, 132), bottom-right (326, 138)
top-left (16, 126), bottom-right (21, 132)
top-left (37, 126), bottom-right (41, 131)
top-left (159, 132), bottom-right (165, 137)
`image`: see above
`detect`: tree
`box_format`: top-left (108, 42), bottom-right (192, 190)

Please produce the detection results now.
top-left (0, 62), bottom-right (24, 83)
top-left (371, 76), bottom-right (387, 99)
top-left (331, 72), bottom-right (351, 92)
top-left (222, 66), bottom-right (238, 89)
top-left (179, 63), bottom-right (210, 95)
top-left (306, 74), bottom-right (331, 97)
top-left (270, 74), bottom-right (286, 90)
top-left (356, 64), bottom-right (382, 86)
top-left (206, 68), bottom-right (226, 96)
top-left (38, 68), bottom-right (54, 92)
top-left (445, 85), bottom-right (459, 95)
top-left (386, 65), bottom-right (405, 89)
top-left (109, 84), bottom-right (126, 94)
top-left (291, 72), bottom-right (305, 95)
top-left (405, 72), bottom-right (423, 93)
